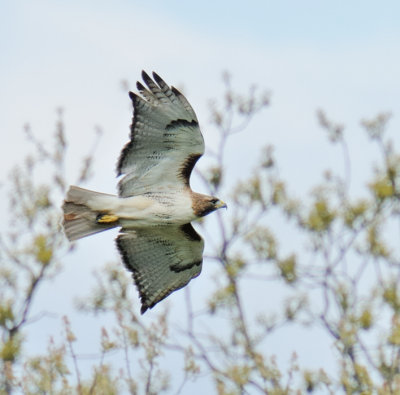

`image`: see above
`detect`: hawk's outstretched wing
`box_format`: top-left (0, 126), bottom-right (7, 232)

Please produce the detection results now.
top-left (116, 223), bottom-right (204, 313)
top-left (117, 71), bottom-right (205, 197)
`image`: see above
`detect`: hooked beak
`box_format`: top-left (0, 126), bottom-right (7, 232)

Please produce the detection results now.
top-left (216, 200), bottom-right (227, 210)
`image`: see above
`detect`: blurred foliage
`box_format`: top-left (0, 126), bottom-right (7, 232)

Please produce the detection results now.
top-left (2, 74), bottom-right (400, 394)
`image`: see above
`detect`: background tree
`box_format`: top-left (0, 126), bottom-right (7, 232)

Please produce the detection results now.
top-left (1, 75), bottom-right (400, 394)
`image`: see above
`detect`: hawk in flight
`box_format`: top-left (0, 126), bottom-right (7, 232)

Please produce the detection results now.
top-left (62, 71), bottom-right (226, 313)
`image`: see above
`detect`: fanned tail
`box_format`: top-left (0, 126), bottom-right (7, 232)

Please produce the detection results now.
top-left (62, 186), bottom-right (118, 241)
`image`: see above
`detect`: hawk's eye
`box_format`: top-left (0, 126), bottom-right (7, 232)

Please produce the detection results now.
top-left (210, 198), bottom-right (218, 204)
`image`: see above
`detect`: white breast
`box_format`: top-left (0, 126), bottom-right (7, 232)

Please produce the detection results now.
top-left (113, 192), bottom-right (196, 226)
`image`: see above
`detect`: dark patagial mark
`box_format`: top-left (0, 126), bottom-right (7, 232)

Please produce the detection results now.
top-left (180, 223), bottom-right (202, 242)
top-left (180, 154), bottom-right (202, 186)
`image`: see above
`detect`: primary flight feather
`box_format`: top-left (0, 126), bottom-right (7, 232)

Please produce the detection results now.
top-left (62, 71), bottom-right (226, 313)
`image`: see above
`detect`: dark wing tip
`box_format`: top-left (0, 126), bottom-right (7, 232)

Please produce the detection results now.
top-left (141, 70), bottom-right (152, 85)
top-left (136, 81), bottom-right (146, 91)
top-left (140, 305), bottom-right (148, 314)
top-left (128, 91), bottom-right (137, 101)
top-left (171, 86), bottom-right (182, 96)
top-left (152, 71), bottom-right (166, 86)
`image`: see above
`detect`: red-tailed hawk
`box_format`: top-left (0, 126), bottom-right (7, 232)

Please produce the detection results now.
top-left (62, 71), bottom-right (226, 313)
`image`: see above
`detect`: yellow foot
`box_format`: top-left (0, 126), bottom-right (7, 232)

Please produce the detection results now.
top-left (96, 214), bottom-right (119, 223)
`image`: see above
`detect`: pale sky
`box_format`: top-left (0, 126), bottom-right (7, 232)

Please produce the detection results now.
top-left (3, 1), bottom-right (400, 189)
top-left (2, 1), bottom-right (400, 392)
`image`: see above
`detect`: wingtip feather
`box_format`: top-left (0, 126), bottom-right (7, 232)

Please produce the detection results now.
top-left (141, 70), bottom-right (152, 85)
top-left (136, 81), bottom-right (146, 91)
top-left (140, 305), bottom-right (148, 314)
top-left (152, 71), bottom-right (166, 87)
top-left (171, 86), bottom-right (182, 96)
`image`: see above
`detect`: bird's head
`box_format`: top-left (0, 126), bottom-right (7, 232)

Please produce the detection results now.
top-left (192, 193), bottom-right (227, 217)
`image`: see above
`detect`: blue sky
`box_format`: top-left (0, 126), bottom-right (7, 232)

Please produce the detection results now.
top-left (2, 0), bottom-right (400, 391)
